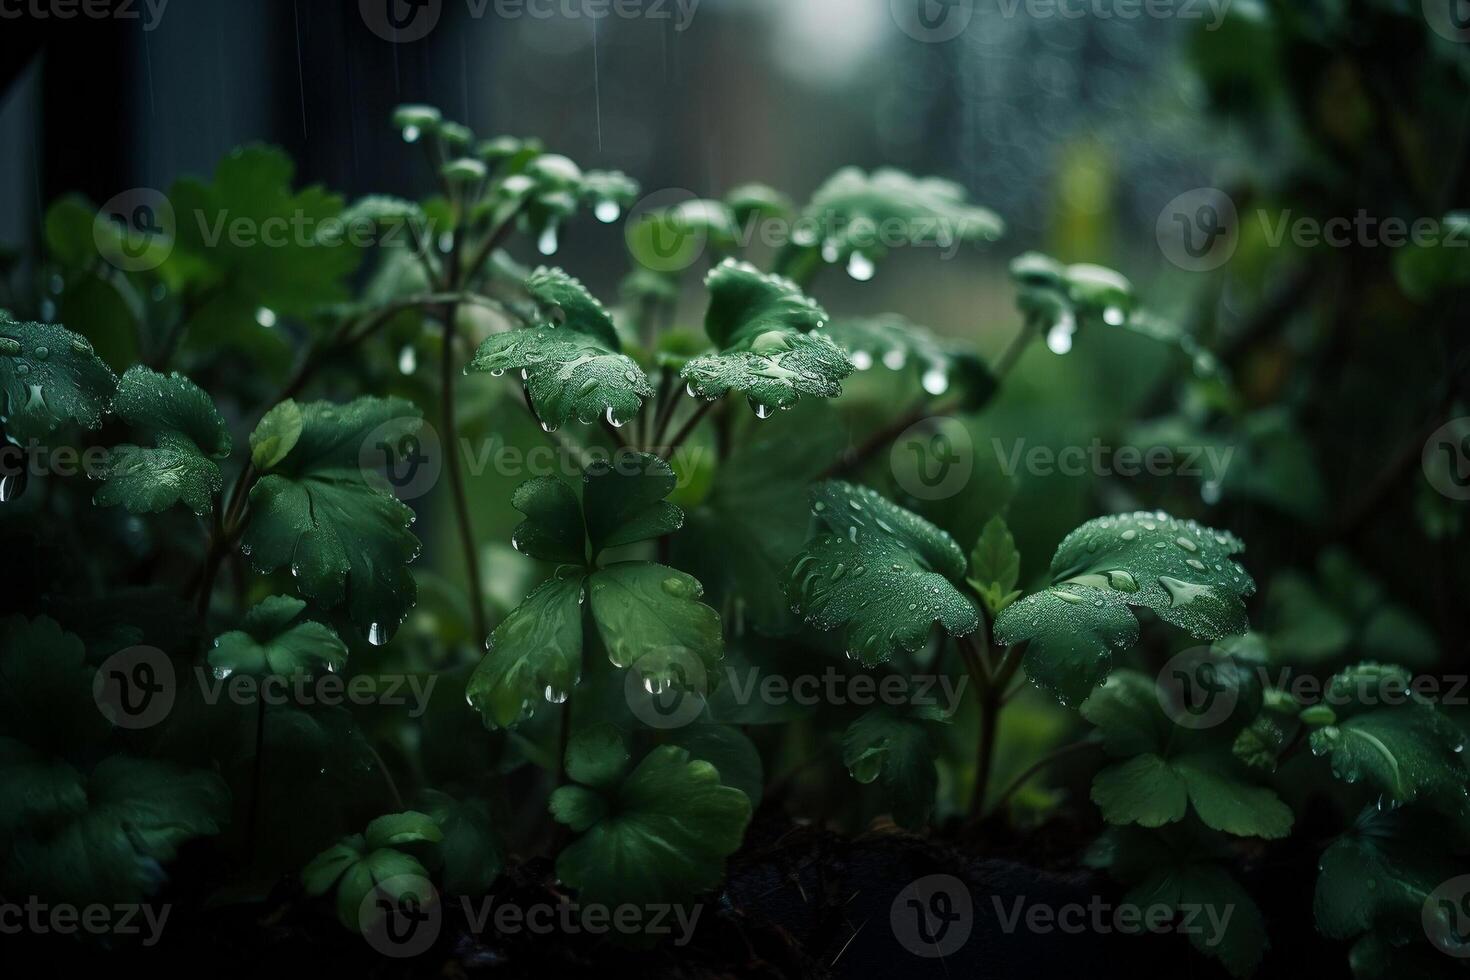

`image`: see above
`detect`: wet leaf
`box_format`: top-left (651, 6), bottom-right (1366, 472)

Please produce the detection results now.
top-left (550, 741), bottom-right (751, 910)
top-left (0, 316), bottom-right (117, 442)
top-left (466, 575), bottom-right (585, 730)
top-left (95, 366), bottom-right (231, 516)
top-left (786, 481), bottom-right (978, 666)
top-left (1082, 671), bottom-right (1292, 838)
top-left (467, 267), bottom-right (653, 428)
top-left (842, 704), bottom-right (948, 828)
top-left (1308, 663), bottom-right (1470, 826)
top-left (240, 397), bottom-right (421, 641)
top-left (208, 595), bottom-right (347, 678)
top-left (682, 260), bottom-right (851, 414)
top-left (996, 511), bottom-right (1255, 706)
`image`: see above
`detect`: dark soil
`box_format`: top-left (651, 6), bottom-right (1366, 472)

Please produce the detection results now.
top-left (2, 804), bottom-right (1346, 979)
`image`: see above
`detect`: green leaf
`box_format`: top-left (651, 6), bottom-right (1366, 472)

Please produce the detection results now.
top-left (0, 616), bottom-right (112, 756)
top-left (1308, 663), bottom-right (1470, 826)
top-left (0, 316), bottom-right (117, 442)
top-left (419, 791), bottom-right (503, 894)
top-left (509, 452), bottom-right (683, 563)
top-left (787, 482), bottom-right (978, 666)
top-left (1232, 709), bottom-right (1297, 772)
top-left (467, 574), bottom-right (585, 730)
top-left (365, 810), bottom-right (444, 848)
top-left (724, 183), bottom-right (792, 224)
top-left (1315, 807), bottom-right (1465, 950)
top-left (1, 749), bottom-right (229, 908)
top-left (668, 723), bottom-right (764, 807)
top-left (167, 145), bottom-right (361, 355)
top-left (675, 417), bottom-right (845, 635)
top-left (1088, 823), bottom-right (1268, 978)
top-left (249, 399), bottom-right (304, 469)
top-left (842, 705), bottom-right (947, 828)
top-left (240, 397), bottom-right (422, 641)
top-left (1394, 213), bottom-right (1470, 301)
top-left (823, 314), bottom-right (997, 409)
top-left (995, 585), bottom-right (1139, 707)
top-left (793, 167), bottom-right (1003, 276)
top-left (562, 723), bottom-right (630, 790)
top-left (523, 266), bottom-right (621, 348)
top-left (682, 260), bottom-right (851, 413)
top-left (967, 515), bottom-right (1022, 618)
top-left (1082, 671), bottom-right (1292, 838)
top-left (94, 366), bottom-right (231, 517)
top-left (510, 476), bottom-right (586, 563)
top-left (467, 268), bottom-right (653, 428)
top-left (582, 452), bottom-right (684, 555)
top-left (996, 511), bottom-right (1254, 706)
top-left (56, 274), bottom-right (141, 371)
top-left (44, 194), bottom-right (100, 267)
top-left (302, 818), bottom-right (437, 932)
top-left (208, 596), bottom-right (347, 678)
top-left (588, 562), bottom-right (724, 680)
top-left (550, 743), bottom-right (751, 909)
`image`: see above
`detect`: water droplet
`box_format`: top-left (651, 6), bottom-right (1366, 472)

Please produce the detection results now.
top-left (540, 420), bottom-right (559, 433)
top-left (367, 623), bottom-right (388, 646)
top-left (537, 222), bottom-right (560, 256)
top-left (594, 200), bottom-right (621, 223)
top-left (398, 345), bottom-right (417, 375)
top-left (403, 124), bottom-right (421, 143)
top-left (1102, 306), bottom-right (1126, 326)
top-left (605, 406), bottom-right (624, 428)
top-left (882, 348), bottom-right (907, 371)
top-left (921, 367), bottom-right (949, 395)
top-left (32, 346), bottom-right (48, 361)
top-left (489, 367), bottom-right (505, 377)
top-left (850, 350), bottom-right (873, 371)
top-left (1046, 317), bottom-right (1075, 354)
top-left (846, 251), bottom-right (875, 281)
top-left (1175, 536), bottom-right (1197, 553)
top-left (544, 685), bottom-right (569, 704)
top-left (1120, 529), bottom-right (1137, 542)
top-left (751, 400), bottom-right (774, 420)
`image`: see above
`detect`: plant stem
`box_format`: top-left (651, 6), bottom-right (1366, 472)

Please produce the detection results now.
top-left (986, 737), bottom-right (1100, 818)
top-left (664, 399), bottom-right (716, 458)
top-left (439, 302), bottom-right (488, 643)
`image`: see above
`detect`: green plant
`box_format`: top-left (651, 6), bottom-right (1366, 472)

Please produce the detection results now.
top-left (3, 5), bottom-right (1469, 968)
